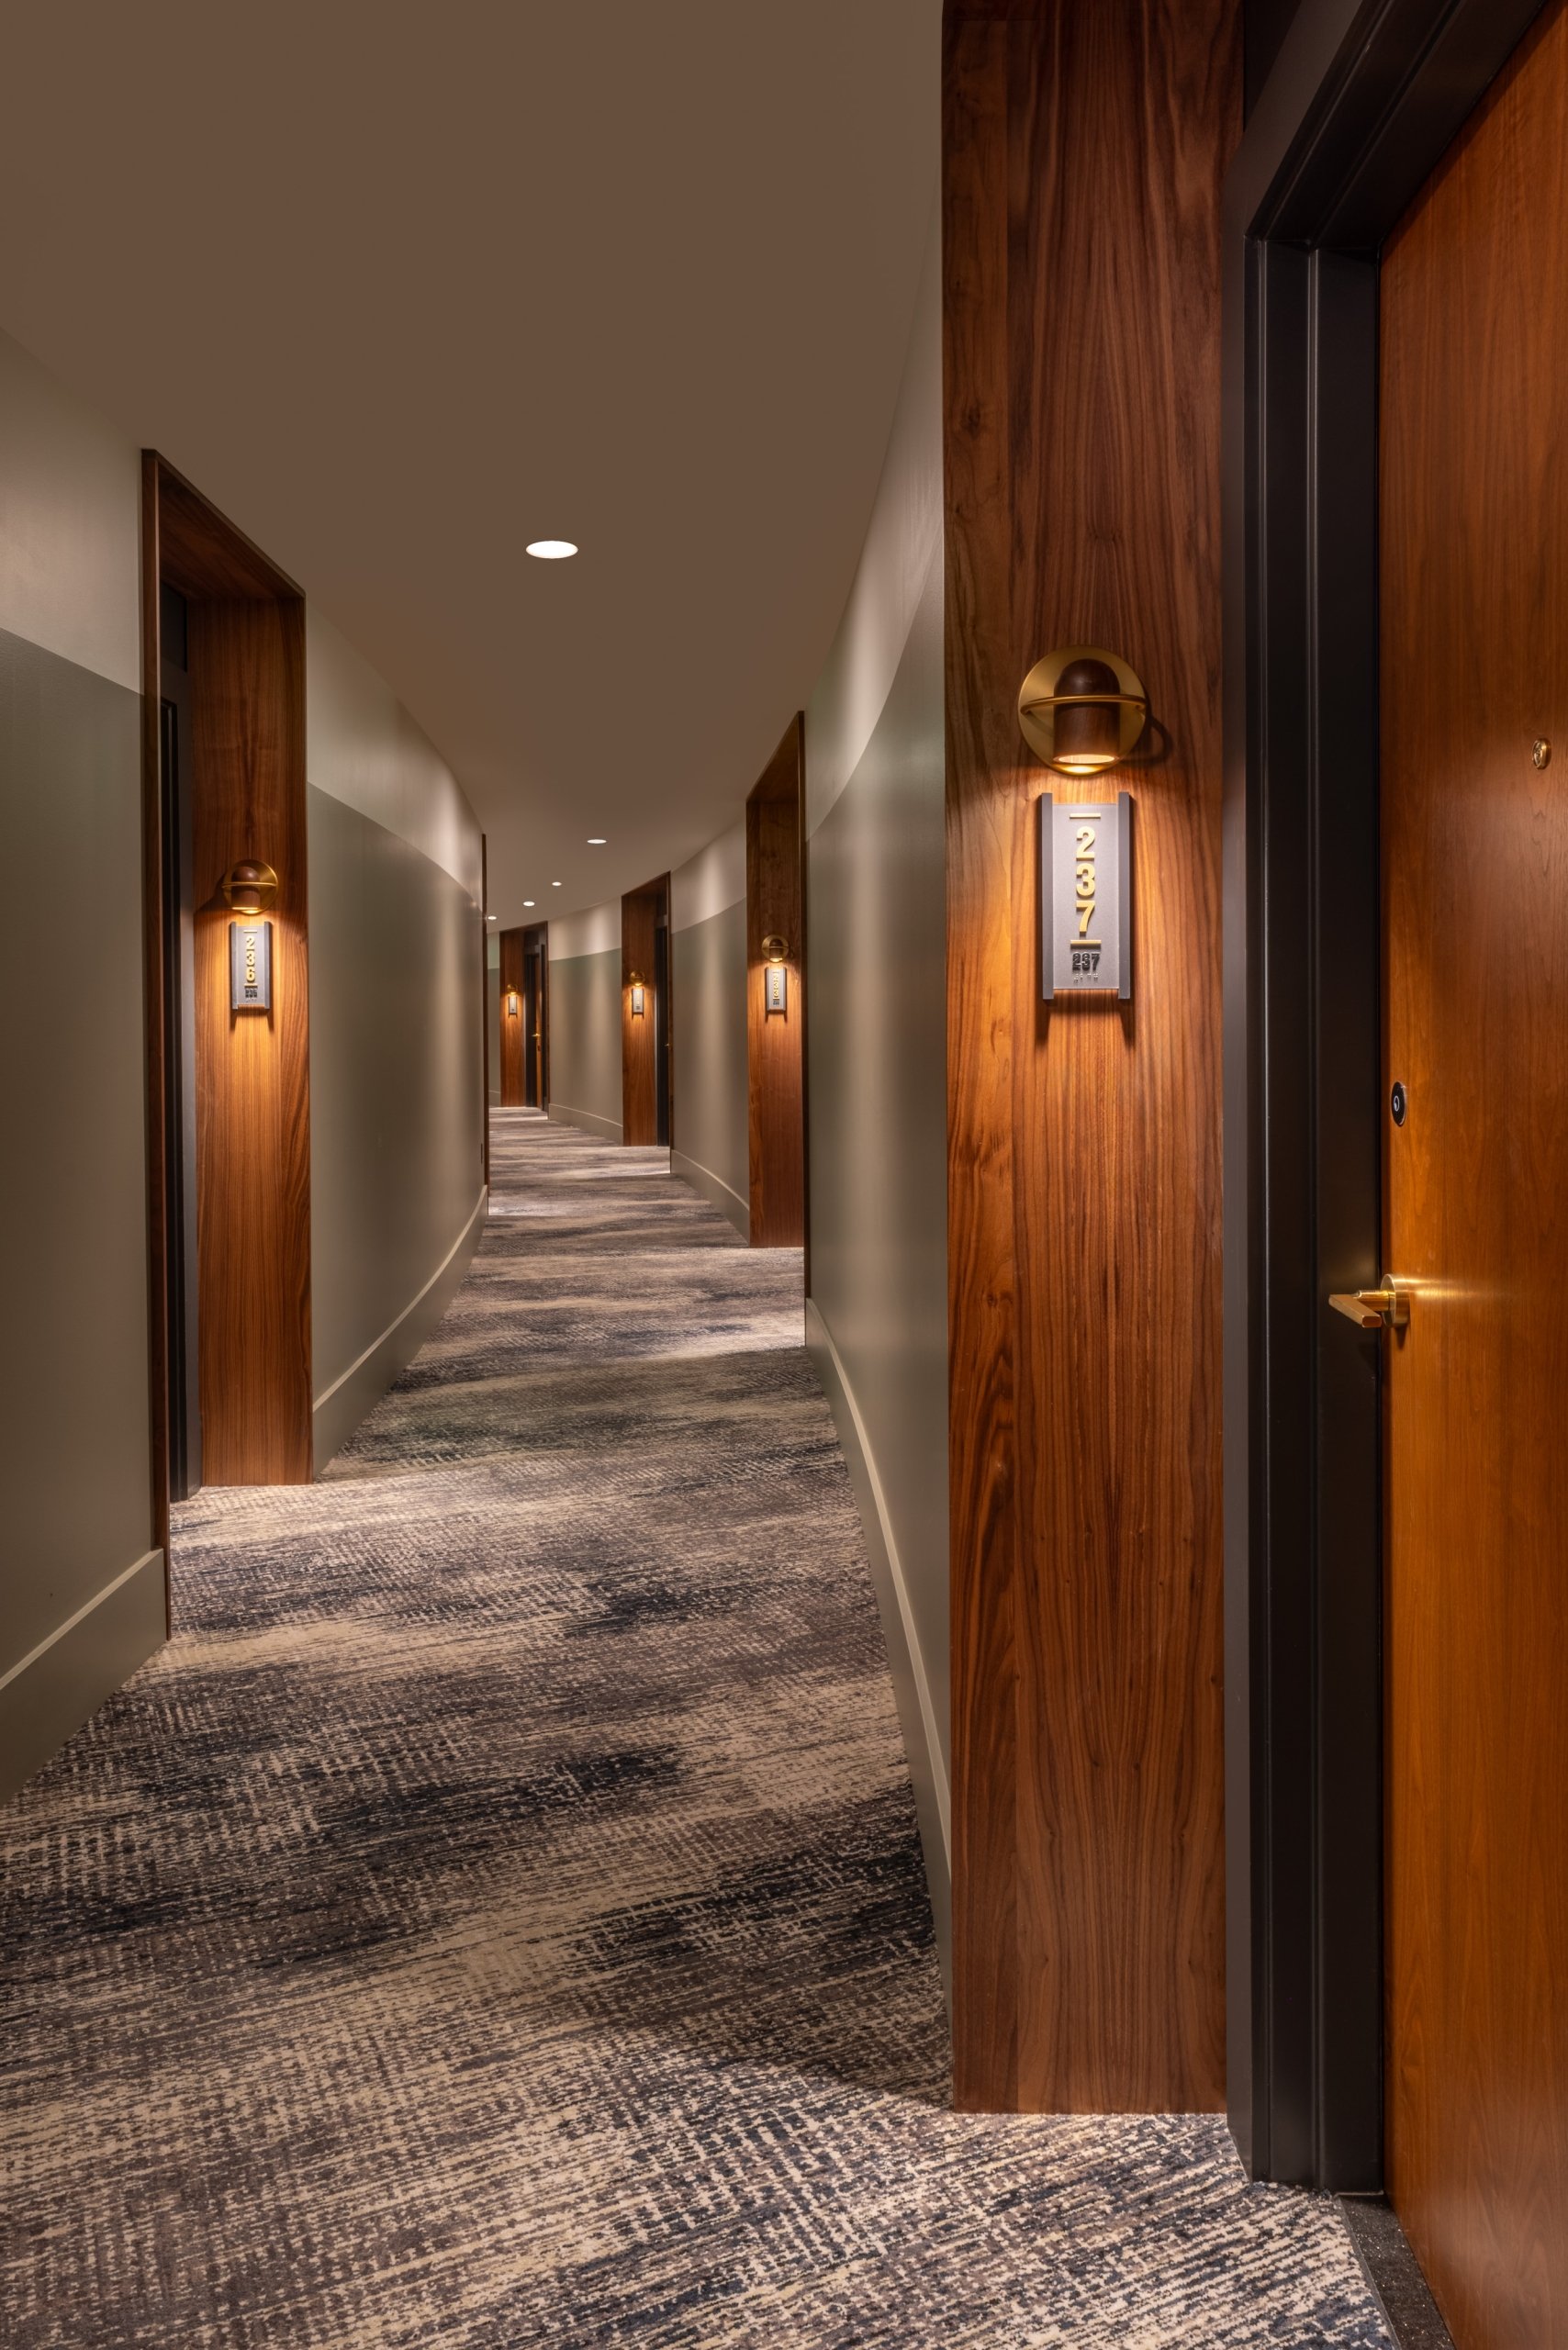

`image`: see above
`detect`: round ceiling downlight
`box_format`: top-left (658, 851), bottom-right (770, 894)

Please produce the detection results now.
top-left (525, 540), bottom-right (578, 559)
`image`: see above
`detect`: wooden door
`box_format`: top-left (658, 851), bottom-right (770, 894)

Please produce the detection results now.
top-left (498, 926), bottom-right (525, 1106)
top-left (1380, 11), bottom-right (1568, 2342)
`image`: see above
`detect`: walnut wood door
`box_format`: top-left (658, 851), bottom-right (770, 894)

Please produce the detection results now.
top-left (1379, 11), bottom-right (1568, 2343)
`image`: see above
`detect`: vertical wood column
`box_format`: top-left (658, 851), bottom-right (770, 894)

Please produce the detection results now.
top-left (746, 716), bottom-right (805, 1248)
top-left (944, 0), bottom-right (1238, 2111)
top-left (190, 597), bottom-right (312, 1486)
top-left (622, 881), bottom-right (664, 1145)
top-left (498, 926), bottom-right (526, 1105)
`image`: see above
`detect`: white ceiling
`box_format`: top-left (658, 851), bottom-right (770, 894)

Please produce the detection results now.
top-left (0, 1), bottom-right (939, 921)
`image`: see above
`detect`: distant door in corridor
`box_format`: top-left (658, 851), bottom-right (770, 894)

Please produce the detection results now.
top-left (1379, 10), bottom-right (1568, 2343)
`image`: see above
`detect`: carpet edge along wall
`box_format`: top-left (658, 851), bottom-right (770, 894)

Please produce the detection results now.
top-left (943, 0), bottom-right (1238, 2111)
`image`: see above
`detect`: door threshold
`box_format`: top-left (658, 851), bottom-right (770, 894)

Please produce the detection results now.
top-left (1339, 2198), bottom-right (1453, 2350)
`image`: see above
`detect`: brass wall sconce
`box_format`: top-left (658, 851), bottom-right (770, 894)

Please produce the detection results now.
top-left (628, 972), bottom-right (646, 1017)
top-left (762, 936), bottom-right (790, 1017)
top-left (221, 858), bottom-right (279, 915)
top-left (1017, 646), bottom-right (1148, 776)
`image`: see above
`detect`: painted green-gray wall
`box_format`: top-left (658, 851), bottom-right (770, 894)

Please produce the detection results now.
top-left (306, 610), bottom-right (487, 1467)
top-left (0, 334), bottom-right (489, 1794)
top-left (803, 195), bottom-right (949, 1964)
top-left (0, 330), bottom-right (164, 1801)
top-left (547, 919), bottom-right (623, 1140)
top-left (670, 824), bottom-right (748, 1236)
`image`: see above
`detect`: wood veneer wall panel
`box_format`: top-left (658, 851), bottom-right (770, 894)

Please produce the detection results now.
top-left (944, 0), bottom-right (1237, 2111)
top-left (191, 597), bottom-right (312, 1485)
top-left (622, 883), bottom-right (662, 1146)
top-left (946, 8), bottom-right (1023, 2110)
top-left (498, 925), bottom-right (526, 1105)
top-left (746, 717), bottom-right (805, 1248)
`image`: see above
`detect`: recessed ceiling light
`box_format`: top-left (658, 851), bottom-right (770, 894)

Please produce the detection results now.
top-left (523, 900), bottom-right (535, 907)
top-left (552, 880), bottom-right (563, 888)
top-left (487, 913), bottom-right (497, 922)
top-left (588, 836), bottom-right (607, 845)
top-left (525, 540), bottom-right (577, 560)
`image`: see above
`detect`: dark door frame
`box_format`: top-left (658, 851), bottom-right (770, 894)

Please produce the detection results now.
top-left (157, 597), bottom-right (201, 1505)
top-left (1223, 0), bottom-right (1549, 2189)
top-left (521, 920), bottom-right (549, 1108)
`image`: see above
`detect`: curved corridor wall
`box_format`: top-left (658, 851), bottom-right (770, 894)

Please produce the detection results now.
top-left (0, 330), bottom-right (162, 1801)
top-left (0, 328), bottom-right (491, 1791)
top-left (671, 824), bottom-right (748, 1235)
top-left (803, 196), bottom-right (950, 1960)
top-left (547, 902), bottom-right (623, 1140)
top-left (306, 610), bottom-right (487, 1468)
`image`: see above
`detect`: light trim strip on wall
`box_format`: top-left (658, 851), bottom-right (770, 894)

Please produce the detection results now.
top-left (312, 1185), bottom-right (487, 1412)
top-left (671, 1148), bottom-right (748, 1238)
top-left (0, 1548), bottom-right (164, 1696)
top-left (806, 1298), bottom-right (951, 1865)
top-left (545, 1102), bottom-right (623, 1142)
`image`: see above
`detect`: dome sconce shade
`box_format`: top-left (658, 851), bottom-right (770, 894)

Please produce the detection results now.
top-left (1017, 646), bottom-right (1148, 776)
top-left (221, 858), bottom-right (279, 916)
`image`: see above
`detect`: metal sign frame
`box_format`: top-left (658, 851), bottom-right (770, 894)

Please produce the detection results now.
top-left (1039, 790), bottom-right (1132, 1000)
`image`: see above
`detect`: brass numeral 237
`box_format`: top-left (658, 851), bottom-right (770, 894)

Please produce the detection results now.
top-left (1075, 822), bottom-right (1096, 938)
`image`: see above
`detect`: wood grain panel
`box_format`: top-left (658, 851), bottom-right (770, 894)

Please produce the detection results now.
top-left (622, 880), bottom-right (664, 1146)
top-left (944, 0), bottom-right (1237, 2110)
top-left (1381, 11), bottom-right (1568, 2340)
top-left (159, 462), bottom-right (300, 603)
top-left (746, 716), bottom-right (804, 1248)
top-left (191, 597), bottom-right (312, 1485)
top-left (498, 925), bottom-right (526, 1106)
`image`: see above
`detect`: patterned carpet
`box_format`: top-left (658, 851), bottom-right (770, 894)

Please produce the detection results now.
top-left (1, 1112), bottom-right (1394, 2347)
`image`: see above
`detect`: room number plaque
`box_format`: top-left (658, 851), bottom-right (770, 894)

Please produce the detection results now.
top-left (230, 919), bottom-right (273, 1013)
top-left (1039, 792), bottom-right (1132, 1000)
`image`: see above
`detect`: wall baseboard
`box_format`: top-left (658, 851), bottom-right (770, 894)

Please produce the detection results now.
top-left (0, 1547), bottom-right (166, 1804)
top-left (805, 1296), bottom-right (951, 1991)
top-left (313, 1186), bottom-right (487, 1471)
top-left (547, 1102), bottom-right (622, 1142)
top-left (671, 1149), bottom-right (749, 1239)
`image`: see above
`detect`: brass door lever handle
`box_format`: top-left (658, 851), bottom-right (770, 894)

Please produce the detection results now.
top-left (1328, 1287), bottom-right (1410, 1329)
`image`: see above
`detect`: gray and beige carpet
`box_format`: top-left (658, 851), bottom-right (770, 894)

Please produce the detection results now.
top-left (1, 1112), bottom-right (1393, 2346)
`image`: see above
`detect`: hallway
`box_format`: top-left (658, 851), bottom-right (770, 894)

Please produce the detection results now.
top-left (3, 1115), bottom-right (1388, 2346)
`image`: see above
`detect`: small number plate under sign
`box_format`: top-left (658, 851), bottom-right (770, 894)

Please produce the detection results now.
top-left (230, 919), bottom-right (273, 1013)
top-left (1040, 792), bottom-right (1132, 999)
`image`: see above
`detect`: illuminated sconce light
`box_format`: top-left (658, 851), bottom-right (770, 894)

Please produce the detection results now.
top-left (221, 858), bottom-right (279, 915)
top-left (628, 971), bottom-right (646, 1018)
top-left (1016, 646), bottom-right (1147, 776)
top-left (220, 860), bottom-right (279, 1013)
top-left (762, 934), bottom-right (789, 1016)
